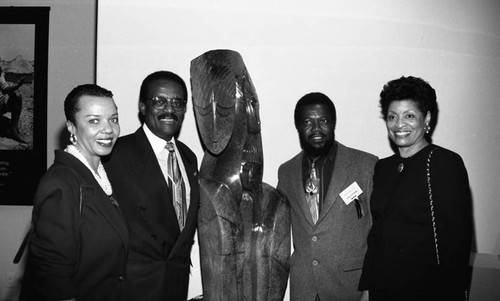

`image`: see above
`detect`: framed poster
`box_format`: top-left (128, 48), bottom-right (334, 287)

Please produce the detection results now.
top-left (0, 7), bottom-right (49, 205)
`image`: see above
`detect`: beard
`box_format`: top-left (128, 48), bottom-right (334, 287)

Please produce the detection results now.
top-left (299, 133), bottom-right (335, 158)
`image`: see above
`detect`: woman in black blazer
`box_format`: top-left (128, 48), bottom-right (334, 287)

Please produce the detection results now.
top-left (21, 84), bottom-right (128, 301)
top-left (359, 76), bottom-right (472, 301)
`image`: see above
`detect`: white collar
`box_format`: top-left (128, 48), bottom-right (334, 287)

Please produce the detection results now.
top-left (142, 123), bottom-right (191, 194)
top-left (142, 123), bottom-right (178, 156)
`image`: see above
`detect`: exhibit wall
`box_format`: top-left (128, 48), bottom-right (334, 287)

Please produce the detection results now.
top-left (96, 0), bottom-right (500, 299)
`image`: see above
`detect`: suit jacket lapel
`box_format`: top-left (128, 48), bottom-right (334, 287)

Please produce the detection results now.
top-left (290, 152), bottom-right (317, 226)
top-left (168, 141), bottom-right (199, 259)
top-left (176, 143), bottom-right (199, 231)
top-left (317, 142), bottom-right (350, 224)
top-left (131, 129), bottom-right (180, 235)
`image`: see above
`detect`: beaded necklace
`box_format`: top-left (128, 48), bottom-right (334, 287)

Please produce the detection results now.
top-left (65, 145), bottom-right (113, 196)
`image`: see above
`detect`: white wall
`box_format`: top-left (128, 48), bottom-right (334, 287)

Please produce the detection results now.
top-left (0, 1), bottom-right (96, 300)
top-left (96, 0), bottom-right (500, 299)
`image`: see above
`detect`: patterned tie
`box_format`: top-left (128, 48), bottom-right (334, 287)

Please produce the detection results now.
top-left (166, 142), bottom-right (187, 230)
top-left (305, 162), bottom-right (320, 224)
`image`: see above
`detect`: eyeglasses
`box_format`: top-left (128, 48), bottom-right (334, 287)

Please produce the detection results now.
top-left (146, 96), bottom-right (187, 110)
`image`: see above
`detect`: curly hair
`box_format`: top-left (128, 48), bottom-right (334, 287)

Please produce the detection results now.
top-left (379, 76), bottom-right (437, 121)
top-left (294, 92), bottom-right (336, 129)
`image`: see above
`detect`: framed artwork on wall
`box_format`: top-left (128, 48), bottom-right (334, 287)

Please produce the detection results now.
top-left (0, 6), bottom-right (49, 205)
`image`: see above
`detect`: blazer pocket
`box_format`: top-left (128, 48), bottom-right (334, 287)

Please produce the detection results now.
top-left (341, 255), bottom-right (365, 272)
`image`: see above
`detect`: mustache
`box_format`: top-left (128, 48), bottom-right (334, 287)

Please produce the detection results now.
top-left (298, 132), bottom-right (335, 157)
top-left (157, 113), bottom-right (178, 121)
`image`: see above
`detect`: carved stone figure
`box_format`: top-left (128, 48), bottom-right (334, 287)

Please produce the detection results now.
top-left (191, 49), bottom-right (290, 301)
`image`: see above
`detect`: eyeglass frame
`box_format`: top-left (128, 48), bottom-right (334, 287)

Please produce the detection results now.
top-left (145, 96), bottom-right (187, 111)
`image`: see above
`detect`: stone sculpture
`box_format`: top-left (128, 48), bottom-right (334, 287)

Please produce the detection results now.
top-left (191, 49), bottom-right (290, 301)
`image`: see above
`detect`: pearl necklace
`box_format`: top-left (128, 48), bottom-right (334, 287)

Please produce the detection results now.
top-left (65, 145), bottom-right (113, 196)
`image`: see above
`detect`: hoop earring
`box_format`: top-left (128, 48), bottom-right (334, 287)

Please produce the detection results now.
top-left (70, 133), bottom-right (77, 145)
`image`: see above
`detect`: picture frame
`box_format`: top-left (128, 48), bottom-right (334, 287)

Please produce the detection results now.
top-left (0, 7), bottom-right (49, 205)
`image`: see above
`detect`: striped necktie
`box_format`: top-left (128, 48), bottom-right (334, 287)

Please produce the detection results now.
top-left (166, 142), bottom-right (187, 230)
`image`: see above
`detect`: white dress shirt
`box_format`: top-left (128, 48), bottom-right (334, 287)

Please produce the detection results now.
top-left (142, 124), bottom-right (191, 213)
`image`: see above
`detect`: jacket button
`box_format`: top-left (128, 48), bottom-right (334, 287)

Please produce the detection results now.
top-left (312, 236), bottom-right (318, 242)
top-left (139, 206), bottom-right (146, 212)
top-left (117, 275), bottom-right (124, 281)
top-left (151, 234), bottom-right (157, 240)
top-left (312, 260), bottom-right (319, 266)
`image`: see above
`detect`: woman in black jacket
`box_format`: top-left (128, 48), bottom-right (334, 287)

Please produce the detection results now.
top-left (359, 76), bottom-right (472, 301)
top-left (21, 84), bottom-right (128, 301)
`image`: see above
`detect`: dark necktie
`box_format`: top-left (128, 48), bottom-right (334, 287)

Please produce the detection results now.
top-left (166, 142), bottom-right (187, 230)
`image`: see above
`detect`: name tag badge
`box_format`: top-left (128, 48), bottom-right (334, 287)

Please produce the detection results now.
top-left (340, 182), bottom-right (363, 205)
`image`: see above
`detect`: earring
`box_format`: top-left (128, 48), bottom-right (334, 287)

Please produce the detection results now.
top-left (425, 124), bottom-right (431, 134)
top-left (70, 133), bottom-right (77, 145)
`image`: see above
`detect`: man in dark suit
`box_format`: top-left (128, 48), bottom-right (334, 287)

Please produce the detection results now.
top-left (105, 71), bottom-right (199, 301)
top-left (277, 92), bottom-right (377, 301)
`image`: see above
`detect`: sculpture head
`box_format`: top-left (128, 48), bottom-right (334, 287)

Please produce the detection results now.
top-left (191, 50), bottom-right (261, 155)
top-left (191, 50), bottom-right (263, 190)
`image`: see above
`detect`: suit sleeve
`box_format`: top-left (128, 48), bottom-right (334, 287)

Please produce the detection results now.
top-left (29, 168), bottom-right (81, 300)
top-left (432, 150), bottom-right (472, 286)
top-left (358, 160), bottom-right (381, 290)
top-left (362, 155), bottom-right (378, 221)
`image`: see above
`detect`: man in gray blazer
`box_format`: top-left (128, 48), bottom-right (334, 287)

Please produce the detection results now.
top-left (277, 92), bottom-right (377, 301)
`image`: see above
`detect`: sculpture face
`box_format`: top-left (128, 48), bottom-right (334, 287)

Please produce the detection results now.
top-left (192, 51), bottom-right (263, 157)
top-left (240, 144), bottom-right (262, 191)
top-left (193, 88), bottom-right (235, 155)
top-left (238, 77), bottom-right (261, 135)
top-left (237, 75), bottom-right (263, 191)
top-left (192, 55), bottom-right (237, 155)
